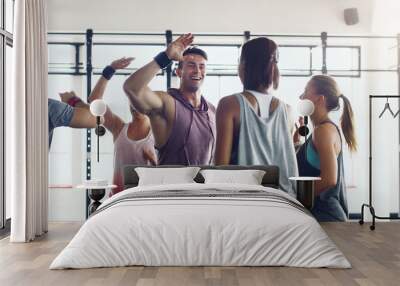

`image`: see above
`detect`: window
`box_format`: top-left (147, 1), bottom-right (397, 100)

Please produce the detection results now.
top-left (5, 0), bottom-right (13, 33)
top-left (0, 0), bottom-right (13, 234)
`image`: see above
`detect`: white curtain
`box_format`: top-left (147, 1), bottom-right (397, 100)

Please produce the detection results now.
top-left (10, 0), bottom-right (48, 242)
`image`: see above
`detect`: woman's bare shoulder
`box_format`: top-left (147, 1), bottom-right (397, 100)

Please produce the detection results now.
top-left (314, 123), bottom-right (339, 145)
top-left (218, 94), bottom-right (241, 109)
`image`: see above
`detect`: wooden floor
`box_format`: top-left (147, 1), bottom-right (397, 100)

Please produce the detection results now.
top-left (0, 222), bottom-right (399, 286)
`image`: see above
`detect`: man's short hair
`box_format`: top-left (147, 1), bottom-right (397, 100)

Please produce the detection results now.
top-left (177, 47), bottom-right (208, 69)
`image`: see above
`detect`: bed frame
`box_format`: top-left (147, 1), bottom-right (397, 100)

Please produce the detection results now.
top-left (123, 165), bottom-right (280, 190)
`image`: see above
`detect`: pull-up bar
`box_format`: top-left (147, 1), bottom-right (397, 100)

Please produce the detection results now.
top-left (47, 29), bottom-right (400, 219)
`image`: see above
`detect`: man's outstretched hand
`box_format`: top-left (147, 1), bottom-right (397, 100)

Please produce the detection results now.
top-left (166, 33), bottom-right (194, 61)
top-left (59, 91), bottom-right (79, 103)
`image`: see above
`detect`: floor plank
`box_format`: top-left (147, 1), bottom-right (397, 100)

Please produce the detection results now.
top-left (0, 222), bottom-right (399, 286)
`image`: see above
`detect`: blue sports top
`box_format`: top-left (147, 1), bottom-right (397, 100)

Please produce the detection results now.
top-left (296, 121), bottom-right (348, 221)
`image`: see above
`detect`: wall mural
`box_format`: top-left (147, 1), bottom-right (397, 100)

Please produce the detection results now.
top-left (47, 32), bottom-right (399, 222)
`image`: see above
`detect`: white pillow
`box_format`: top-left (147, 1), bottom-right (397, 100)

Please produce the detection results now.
top-left (135, 167), bottom-right (200, 186)
top-left (200, 169), bottom-right (266, 185)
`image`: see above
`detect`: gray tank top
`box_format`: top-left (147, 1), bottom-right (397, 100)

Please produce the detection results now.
top-left (157, 88), bottom-right (216, 165)
top-left (297, 121), bottom-right (348, 221)
top-left (231, 90), bottom-right (298, 196)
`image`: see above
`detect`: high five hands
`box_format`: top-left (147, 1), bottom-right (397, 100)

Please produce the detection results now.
top-left (110, 57), bottom-right (135, 70)
top-left (59, 91), bottom-right (79, 103)
top-left (166, 33), bottom-right (194, 61)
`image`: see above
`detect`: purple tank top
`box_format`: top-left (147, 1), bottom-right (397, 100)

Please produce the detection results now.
top-left (157, 88), bottom-right (216, 165)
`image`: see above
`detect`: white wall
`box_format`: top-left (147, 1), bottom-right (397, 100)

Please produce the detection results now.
top-left (365, 0), bottom-right (400, 218)
top-left (371, 0), bottom-right (400, 34)
top-left (47, 0), bottom-right (374, 34)
top-left (46, 0), bottom-right (400, 221)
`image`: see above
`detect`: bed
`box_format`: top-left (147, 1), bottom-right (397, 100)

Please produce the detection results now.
top-left (50, 165), bottom-right (350, 269)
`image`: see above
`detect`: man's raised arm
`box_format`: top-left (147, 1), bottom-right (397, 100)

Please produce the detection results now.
top-left (123, 61), bottom-right (164, 115)
top-left (123, 34), bottom-right (194, 115)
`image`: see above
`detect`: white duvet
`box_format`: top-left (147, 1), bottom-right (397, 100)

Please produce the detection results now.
top-left (50, 183), bottom-right (351, 269)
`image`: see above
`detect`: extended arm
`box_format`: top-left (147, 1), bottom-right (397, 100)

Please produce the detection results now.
top-left (59, 91), bottom-right (89, 109)
top-left (49, 98), bottom-right (97, 129)
top-left (68, 108), bottom-right (97, 128)
top-left (89, 57), bottom-right (133, 103)
top-left (123, 34), bottom-right (194, 115)
top-left (87, 58), bottom-right (134, 138)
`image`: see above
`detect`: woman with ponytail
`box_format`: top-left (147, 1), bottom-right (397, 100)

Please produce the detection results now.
top-left (295, 75), bottom-right (357, 221)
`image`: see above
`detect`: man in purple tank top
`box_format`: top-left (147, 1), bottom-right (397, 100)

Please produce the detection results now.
top-left (123, 33), bottom-right (216, 165)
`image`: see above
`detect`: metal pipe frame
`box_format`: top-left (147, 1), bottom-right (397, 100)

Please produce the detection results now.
top-left (93, 42), bottom-right (165, 46)
top-left (360, 33), bottom-right (400, 229)
top-left (49, 30), bottom-right (400, 78)
top-left (321, 32), bottom-right (328, 75)
top-left (398, 34), bottom-right (400, 220)
top-left (360, 94), bottom-right (400, 230)
top-left (49, 31), bottom-right (398, 39)
top-left (47, 30), bottom-right (400, 224)
top-left (48, 42), bottom-right (371, 77)
top-left (165, 30), bottom-right (172, 89)
top-left (85, 29), bottom-right (93, 218)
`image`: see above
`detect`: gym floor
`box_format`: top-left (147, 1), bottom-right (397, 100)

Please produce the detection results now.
top-left (0, 222), bottom-right (399, 286)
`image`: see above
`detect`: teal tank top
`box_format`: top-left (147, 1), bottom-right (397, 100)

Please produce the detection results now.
top-left (296, 121), bottom-right (349, 221)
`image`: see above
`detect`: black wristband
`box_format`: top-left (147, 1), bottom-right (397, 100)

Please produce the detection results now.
top-left (154, 51), bottom-right (172, 69)
top-left (102, 65), bottom-right (115, 80)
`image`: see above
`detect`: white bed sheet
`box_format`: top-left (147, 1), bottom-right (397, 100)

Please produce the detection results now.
top-left (50, 183), bottom-right (350, 269)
